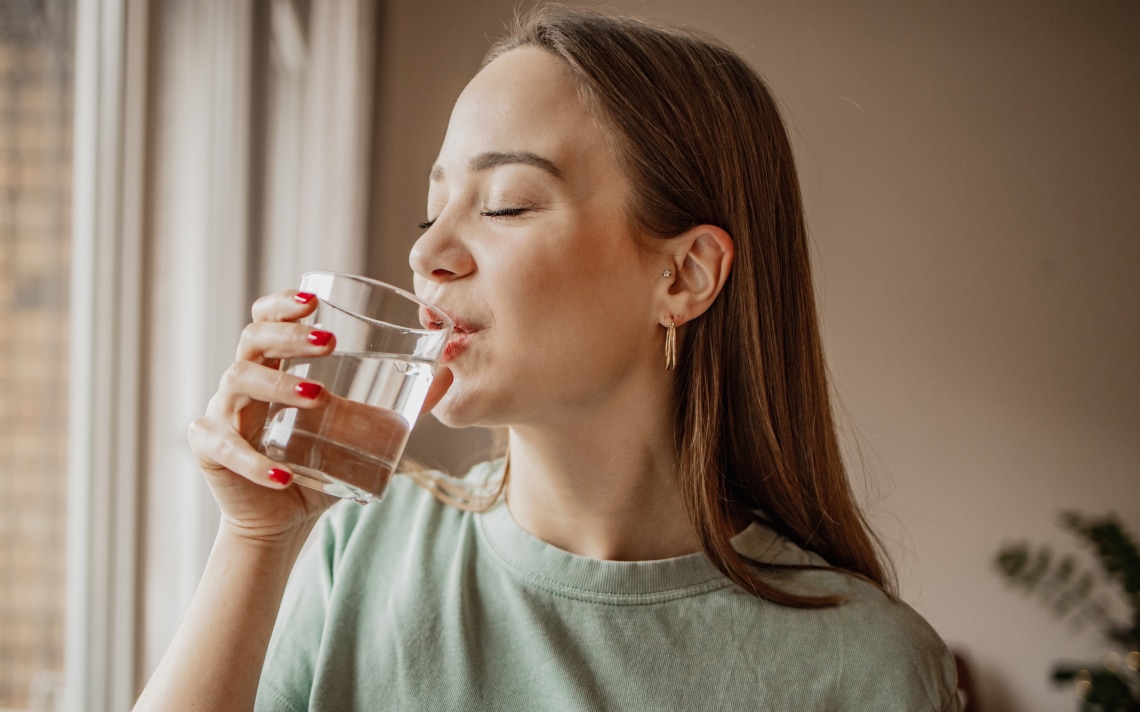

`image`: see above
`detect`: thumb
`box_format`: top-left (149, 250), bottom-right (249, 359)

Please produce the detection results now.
top-left (420, 367), bottom-right (453, 415)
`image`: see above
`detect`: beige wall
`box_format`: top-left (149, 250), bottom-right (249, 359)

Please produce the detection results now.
top-left (370, 2), bottom-right (1140, 710)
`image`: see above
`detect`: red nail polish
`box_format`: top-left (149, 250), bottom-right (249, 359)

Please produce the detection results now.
top-left (268, 468), bottom-right (291, 485)
top-left (295, 382), bottom-right (323, 399)
top-left (307, 330), bottom-right (333, 346)
top-left (294, 292), bottom-right (316, 304)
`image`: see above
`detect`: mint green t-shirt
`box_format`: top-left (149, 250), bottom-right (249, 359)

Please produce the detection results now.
top-left (256, 462), bottom-right (960, 711)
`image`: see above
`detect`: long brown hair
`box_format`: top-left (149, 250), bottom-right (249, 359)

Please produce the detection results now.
top-left (487, 7), bottom-right (894, 607)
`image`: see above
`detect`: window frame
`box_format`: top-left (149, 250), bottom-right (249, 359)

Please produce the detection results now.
top-left (65, 0), bottom-right (149, 709)
top-left (65, 1), bottom-right (379, 706)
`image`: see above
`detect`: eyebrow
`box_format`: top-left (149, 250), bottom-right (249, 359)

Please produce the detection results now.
top-left (429, 151), bottom-right (564, 181)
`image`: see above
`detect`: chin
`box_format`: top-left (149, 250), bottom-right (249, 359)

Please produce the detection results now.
top-left (428, 380), bottom-right (515, 430)
top-left (429, 386), bottom-right (498, 430)
top-left (430, 405), bottom-right (472, 430)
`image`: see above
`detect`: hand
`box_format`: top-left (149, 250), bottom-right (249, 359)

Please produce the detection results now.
top-left (187, 291), bottom-right (453, 543)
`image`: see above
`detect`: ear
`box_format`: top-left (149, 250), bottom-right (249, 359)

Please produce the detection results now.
top-left (658, 224), bottom-right (734, 326)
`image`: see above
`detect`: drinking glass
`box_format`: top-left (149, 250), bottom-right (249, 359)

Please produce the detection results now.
top-left (252, 272), bottom-right (451, 503)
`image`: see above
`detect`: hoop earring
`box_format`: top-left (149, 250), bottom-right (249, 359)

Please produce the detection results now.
top-left (665, 321), bottom-right (677, 371)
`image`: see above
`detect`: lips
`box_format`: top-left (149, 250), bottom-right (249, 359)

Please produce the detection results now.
top-left (419, 305), bottom-right (480, 363)
top-left (443, 329), bottom-right (472, 362)
top-left (418, 305), bottom-right (452, 332)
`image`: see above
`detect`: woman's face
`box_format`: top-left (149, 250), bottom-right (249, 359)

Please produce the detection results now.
top-left (410, 47), bottom-right (665, 429)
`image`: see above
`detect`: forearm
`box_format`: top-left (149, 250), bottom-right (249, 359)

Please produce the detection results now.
top-left (134, 521), bottom-right (315, 712)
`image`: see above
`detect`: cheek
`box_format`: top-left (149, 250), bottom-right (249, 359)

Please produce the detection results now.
top-left (485, 246), bottom-right (572, 321)
top-left (476, 218), bottom-right (652, 354)
top-left (536, 263), bottom-right (654, 367)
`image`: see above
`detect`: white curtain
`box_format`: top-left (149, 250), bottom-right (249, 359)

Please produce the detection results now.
top-left (141, 0), bottom-right (256, 692)
top-left (260, 0), bottom-right (376, 293)
top-left (140, 0), bottom-right (377, 687)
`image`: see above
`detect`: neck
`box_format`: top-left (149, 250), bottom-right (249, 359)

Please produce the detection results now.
top-left (503, 378), bottom-right (701, 562)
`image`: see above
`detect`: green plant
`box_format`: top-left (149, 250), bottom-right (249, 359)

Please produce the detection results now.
top-left (996, 512), bottom-right (1140, 712)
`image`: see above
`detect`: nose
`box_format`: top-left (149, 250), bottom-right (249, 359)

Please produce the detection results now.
top-left (409, 220), bottom-right (475, 283)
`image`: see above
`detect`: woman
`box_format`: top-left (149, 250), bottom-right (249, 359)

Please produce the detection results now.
top-left (137, 7), bottom-right (960, 711)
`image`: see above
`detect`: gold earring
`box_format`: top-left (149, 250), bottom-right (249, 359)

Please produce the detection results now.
top-left (665, 321), bottom-right (677, 370)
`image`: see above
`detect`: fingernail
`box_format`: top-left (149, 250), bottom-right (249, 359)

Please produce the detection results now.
top-left (294, 292), bottom-right (316, 304)
top-left (268, 468), bottom-right (291, 485)
top-left (295, 382), bottom-right (323, 399)
top-left (307, 330), bottom-right (333, 346)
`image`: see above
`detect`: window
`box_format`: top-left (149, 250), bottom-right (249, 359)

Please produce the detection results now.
top-left (0, 1), bottom-right (75, 710)
top-left (3, 2), bottom-right (393, 707)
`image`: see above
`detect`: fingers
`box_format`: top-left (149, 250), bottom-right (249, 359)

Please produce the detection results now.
top-left (212, 359), bottom-right (327, 418)
top-left (236, 320), bottom-right (336, 363)
top-left (188, 416), bottom-right (295, 490)
top-left (252, 290), bottom-right (319, 323)
top-left (421, 366), bottom-right (453, 415)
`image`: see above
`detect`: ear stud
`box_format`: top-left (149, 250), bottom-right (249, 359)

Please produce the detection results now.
top-left (663, 268), bottom-right (672, 278)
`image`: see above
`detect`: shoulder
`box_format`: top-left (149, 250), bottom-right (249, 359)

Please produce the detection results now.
top-left (810, 579), bottom-right (957, 707)
top-left (312, 460), bottom-right (500, 569)
top-left (729, 525), bottom-right (960, 709)
top-left (314, 474), bottom-right (426, 551)
top-left (318, 468), bottom-right (445, 537)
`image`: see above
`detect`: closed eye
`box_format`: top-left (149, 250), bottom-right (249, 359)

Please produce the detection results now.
top-left (480, 207), bottom-right (531, 219)
top-left (420, 206), bottom-right (532, 229)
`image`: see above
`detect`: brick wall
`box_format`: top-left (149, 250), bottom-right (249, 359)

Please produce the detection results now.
top-left (0, 1), bottom-right (74, 709)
